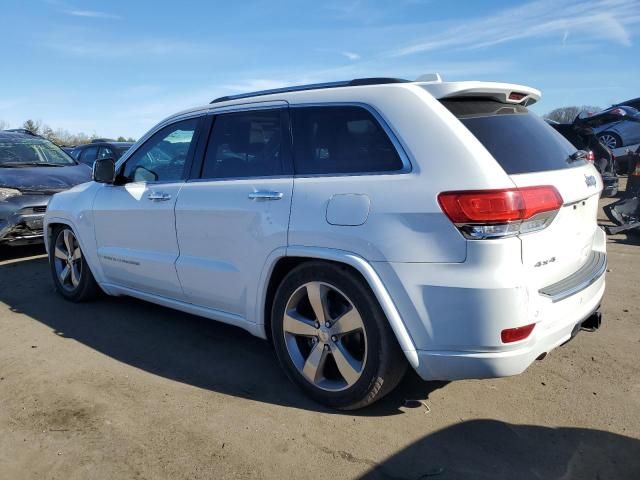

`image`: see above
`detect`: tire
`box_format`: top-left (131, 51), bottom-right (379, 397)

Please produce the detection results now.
top-left (271, 261), bottom-right (407, 410)
top-left (49, 225), bottom-right (99, 302)
top-left (598, 132), bottom-right (622, 150)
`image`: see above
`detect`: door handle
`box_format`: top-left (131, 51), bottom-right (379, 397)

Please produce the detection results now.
top-left (248, 191), bottom-right (284, 201)
top-left (147, 191), bottom-right (172, 201)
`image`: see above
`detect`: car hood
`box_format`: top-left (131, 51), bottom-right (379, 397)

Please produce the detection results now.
top-left (0, 164), bottom-right (92, 193)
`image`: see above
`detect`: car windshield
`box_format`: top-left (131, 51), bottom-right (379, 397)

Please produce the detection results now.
top-left (0, 137), bottom-right (76, 166)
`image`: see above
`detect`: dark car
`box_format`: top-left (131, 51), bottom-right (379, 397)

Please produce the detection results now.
top-left (0, 131), bottom-right (92, 246)
top-left (71, 140), bottom-right (134, 166)
top-left (546, 120), bottom-right (619, 197)
top-left (615, 97), bottom-right (640, 111)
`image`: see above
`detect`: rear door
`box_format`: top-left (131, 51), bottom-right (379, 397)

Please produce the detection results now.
top-left (174, 105), bottom-right (293, 319)
top-left (443, 99), bottom-right (602, 288)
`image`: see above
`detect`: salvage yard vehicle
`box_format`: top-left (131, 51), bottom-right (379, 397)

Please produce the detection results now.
top-left (577, 105), bottom-right (640, 150)
top-left (0, 130), bottom-right (91, 246)
top-left (71, 140), bottom-right (134, 166)
top-left (44, 76), bottom-right (606, 409)
top-left (547, 120), bottom-right (619, 197)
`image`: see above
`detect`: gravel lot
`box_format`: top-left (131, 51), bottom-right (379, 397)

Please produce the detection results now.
top-left (1, 191), bottom-right (639, 480)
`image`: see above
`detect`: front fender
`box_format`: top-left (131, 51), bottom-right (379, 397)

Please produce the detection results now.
top-left (44, 182), bottom-right (110, 289)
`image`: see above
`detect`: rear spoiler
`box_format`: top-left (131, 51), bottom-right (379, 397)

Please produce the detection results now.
top-left (418, 81), bottom-right (542, 106)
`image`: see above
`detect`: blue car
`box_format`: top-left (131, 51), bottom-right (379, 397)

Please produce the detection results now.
top-left (577, 106), bottom-right (640, 150)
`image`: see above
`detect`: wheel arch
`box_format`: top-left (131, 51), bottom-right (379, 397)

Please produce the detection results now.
top-left (258, 246), bottom-right (419, 368)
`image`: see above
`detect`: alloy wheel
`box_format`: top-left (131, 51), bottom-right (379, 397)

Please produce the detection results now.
top-left (599, 134), bottom-right (619, 150)
top-left (53, 229), bottom-right (83, 292)
top-left (282, 281), bottom-right (367, 392)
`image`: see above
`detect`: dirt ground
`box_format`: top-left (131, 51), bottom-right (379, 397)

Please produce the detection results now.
top-left (1, 189), bottom-right (639, 480)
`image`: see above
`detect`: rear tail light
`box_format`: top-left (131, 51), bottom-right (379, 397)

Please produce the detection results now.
top-left (501, 323), bottom-right (536, 343)
top-left (632, 160), bottom-right (640, 177)
top-left (586, 150), bottom-right (595, 163)
top-left (438, 186), bottom-right (563, 239)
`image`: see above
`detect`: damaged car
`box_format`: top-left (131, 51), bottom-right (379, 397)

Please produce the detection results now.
top-left (0, 130), bottom-right (91, 246)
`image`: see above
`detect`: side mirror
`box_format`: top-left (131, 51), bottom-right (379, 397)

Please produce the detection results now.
top-left (93, 157), bottom-right (116, 184)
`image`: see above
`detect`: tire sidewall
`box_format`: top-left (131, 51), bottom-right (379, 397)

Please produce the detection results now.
top-left (271, 262), bottom-right (391, 408)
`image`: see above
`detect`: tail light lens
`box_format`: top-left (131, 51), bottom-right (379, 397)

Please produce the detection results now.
top-left (632, 160), bottom-right (640, 177)
top-left (438, 186), bottom-right (563, 239)
top-left (501, 323), bottom-right (536, 343)
top-left (586, 150), bottom-right (595, 163)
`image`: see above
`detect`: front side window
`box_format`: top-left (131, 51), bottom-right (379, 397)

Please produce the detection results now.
top-left (291, 106), bottom-right (404, 175)
top-left (201, 109), bottom-right (288, 179)
top-left (121, 118), bottom-right (199, 183)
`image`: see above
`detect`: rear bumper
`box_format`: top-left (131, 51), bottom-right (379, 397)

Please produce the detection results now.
top-left (373, 228), bottom-right (608, 381)
top-left (408, 261), bottom-right (605, 381)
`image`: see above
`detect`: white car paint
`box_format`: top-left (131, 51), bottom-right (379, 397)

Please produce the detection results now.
top-left (45, 78), bottom-right (606, 381)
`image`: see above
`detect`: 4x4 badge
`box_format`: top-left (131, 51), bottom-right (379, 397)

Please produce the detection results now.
top-left (585, 174), bottom-right (597, 187)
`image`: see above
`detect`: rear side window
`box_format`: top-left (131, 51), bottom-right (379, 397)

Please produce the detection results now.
top-left (291, 106), bottom-right (404, 175)
top-left (442, 99), bottom-right (583, 175)
top-left (201, 109), bottom-right (289, 179)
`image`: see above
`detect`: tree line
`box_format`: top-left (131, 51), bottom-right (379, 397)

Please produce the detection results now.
top-left (0, 119), bottom-right (135, 146)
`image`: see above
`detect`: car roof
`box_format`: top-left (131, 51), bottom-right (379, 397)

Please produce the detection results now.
top-left (159, 76), bottom-right (541, 128)
top-left (77, 141), bottom-right (134, 147)
top-left (615, 97), bottom-right (640, 106)
top-left (0, 131), bottom-right (44, 141)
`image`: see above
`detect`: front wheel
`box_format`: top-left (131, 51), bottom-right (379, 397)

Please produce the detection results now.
top-left (49, 226), bottom-right (99, 302)
top-left (271, 262), bottom-right (407, 410)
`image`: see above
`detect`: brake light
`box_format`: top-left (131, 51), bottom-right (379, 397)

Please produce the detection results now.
top-left (438, 186), bottom-right (563, 239)
top-left (501, 323), bottom-right (535, 343)
top-left (508, 92), bottom-right (527, 101)
top-left (586, 150), bottom-right (595, 163)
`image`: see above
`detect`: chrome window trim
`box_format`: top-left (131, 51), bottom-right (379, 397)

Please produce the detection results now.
top-left (289, 102), bottom-right (413, 178)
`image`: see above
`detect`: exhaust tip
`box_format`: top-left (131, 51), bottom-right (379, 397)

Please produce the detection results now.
top-left (581, 310), bottom-right (602, 332)
top-left (536, 352), bottom-right (547, 361)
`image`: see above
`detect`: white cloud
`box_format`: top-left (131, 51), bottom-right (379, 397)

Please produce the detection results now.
top-left (341, 51), bottom-right (361, 60)
top-left (65, 10), bottom-right (121, 19)
top-left (392, 0), bottom-right (640, 56)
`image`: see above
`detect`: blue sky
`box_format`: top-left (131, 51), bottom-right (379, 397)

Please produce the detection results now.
top-left (1, 0), bottom-right (639, 138)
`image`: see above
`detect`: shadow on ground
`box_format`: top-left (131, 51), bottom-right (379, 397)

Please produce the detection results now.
top-left (358, 419), bottom-right (640, 480)
top-left (0, 251), bottom-right (445, 416)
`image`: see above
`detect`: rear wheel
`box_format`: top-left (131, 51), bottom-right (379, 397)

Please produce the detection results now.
top-left (271, 262), bottom-right (407, 410)
top-left (49, 225), bottom-right (99, 302)
top-left (598, 132), bottom-right (622, 150)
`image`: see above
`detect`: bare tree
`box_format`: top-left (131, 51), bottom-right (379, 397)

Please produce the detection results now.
top-left (0, 120), bottom-right (9, 130)
top-left (544, 106), bottom-right (602, 124)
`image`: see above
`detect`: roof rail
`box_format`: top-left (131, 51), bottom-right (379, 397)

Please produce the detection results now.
top-left (4, 128), bottom-right (39, 136)
top-left (210, 77), bottom-right (410, 104)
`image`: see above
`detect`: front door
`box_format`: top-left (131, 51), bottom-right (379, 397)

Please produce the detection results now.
top-left (93, 116), bottom-right (202, 299)
top-left (175, 107), bottom-right (293, 320)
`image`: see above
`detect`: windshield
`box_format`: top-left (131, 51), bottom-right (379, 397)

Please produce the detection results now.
top-left (0, 137), bottom-right (76, 166)
top-left (441, 99), bottom-right (584, 175)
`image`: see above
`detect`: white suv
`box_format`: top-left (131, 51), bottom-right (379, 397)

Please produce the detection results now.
top-left (44, 77), bottom-right (606, 409)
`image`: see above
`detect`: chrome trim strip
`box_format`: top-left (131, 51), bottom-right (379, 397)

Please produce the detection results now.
top-left (539, 251), bottom-right (607, 303)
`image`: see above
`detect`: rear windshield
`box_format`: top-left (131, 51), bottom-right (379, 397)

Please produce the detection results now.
top-left (441, 99), bottom-right (584, 175)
